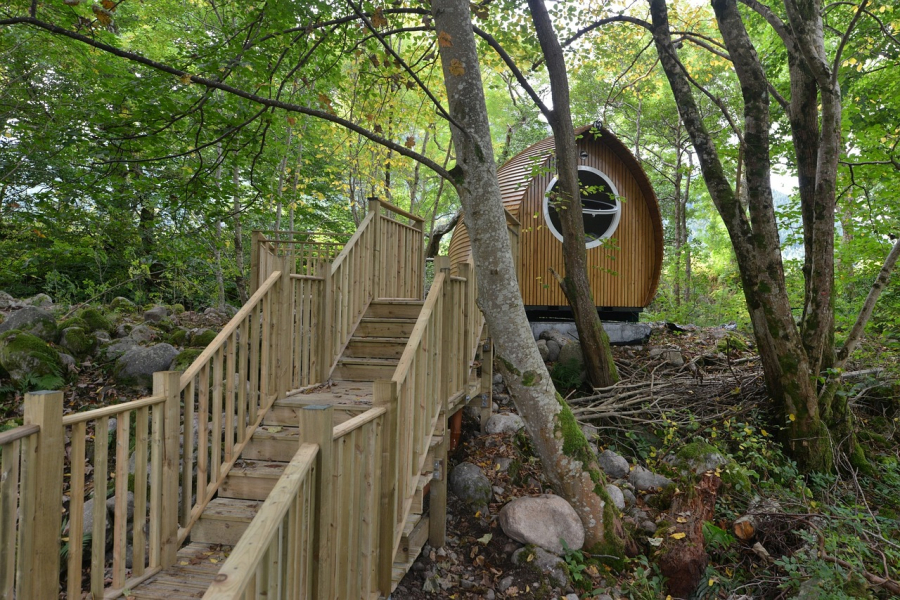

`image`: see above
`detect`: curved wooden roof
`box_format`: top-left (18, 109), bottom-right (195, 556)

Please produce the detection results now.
top-left (449, 125), bottom-right (663, 307)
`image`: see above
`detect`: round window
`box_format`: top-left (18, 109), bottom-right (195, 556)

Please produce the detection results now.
top-left (543, 166), bottom-right (621, 248)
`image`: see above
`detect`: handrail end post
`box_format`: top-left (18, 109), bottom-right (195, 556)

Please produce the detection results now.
top-left (373, 380), bottom-right (399, 595)
top-left (153, 371), bottom-right (181, 568)
top-left (299, 405), bottom-right (334, 600)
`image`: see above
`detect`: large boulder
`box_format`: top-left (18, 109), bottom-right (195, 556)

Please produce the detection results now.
top-left (498, 494), bottom-right (585, 555)
top-left (449, 462), bottom-right (493, 514)
top-left (101, 338), bottom-right (137, 361)
top-left (59, 327), bottom-right (94, 358)
top-left (0, 330), bottom-right (62, 386)
top-left (113, 343), bottom-right (179, 387)
top-left (0, 307), bottom-right (58, 342)
top-left (78, 307), bottom-right (112, 333)
top-left (23, 293), bottom-right (53, 308)
top-left (484, 413), bottom-right (525, 435)
top-left (129, 324), bottom-right (155, 344)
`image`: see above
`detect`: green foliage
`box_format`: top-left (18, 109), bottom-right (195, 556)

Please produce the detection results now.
top-left (619, 556), bottom-right (667, 600)
top-left (551, 358), bottom-right (584, 393)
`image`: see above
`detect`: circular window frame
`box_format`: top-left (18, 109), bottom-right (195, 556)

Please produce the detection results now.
top-left (542, 165), bottom-right (622, 249)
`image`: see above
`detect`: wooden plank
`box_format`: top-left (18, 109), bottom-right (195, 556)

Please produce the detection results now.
top-left (156, 371), bottom-right (181, 568)
top-left (133, 408), bottom-right (149, 578)
top-left (181, 378), bottom-right (195, 528)
top-left (0, 437), bottom-right (21, 598)
top-left (373, 380), bottom-right (398, 595)
top-left (112, 411), bottom-right (131, 588)
top-left (299, 406), bottom-right (334, 600)
top-left (92, 415), bottom-right (110, 598)
top-left (62, 395), bottom-right (164, 426)
top-left (149, 404), bottom-right (163, 568)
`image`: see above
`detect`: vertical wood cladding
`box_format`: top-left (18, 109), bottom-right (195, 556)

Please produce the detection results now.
top-left (447, 126), bottom-right (663, 308)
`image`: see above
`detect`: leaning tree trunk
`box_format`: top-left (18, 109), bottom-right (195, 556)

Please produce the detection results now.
top-left (649, 0), bottom-right (834, 472)
top-left (527, 0), bottom-right (619, 388)
top-left (432, 0), bottom-right (627, 557)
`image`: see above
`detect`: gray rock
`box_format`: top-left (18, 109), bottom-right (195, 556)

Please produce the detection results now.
top-left (58, 352), bottom-right (77, 372)
top-left (94, 330), bottom-right (111, 345)
top-left (79, 497), bottom-right (110, 543)
top-left (113, 343), bottom-right (179, 387)
top-left (114, 323), bottom-right (132, 338)
top-left (605, 484), bottom-right (625, 510)
top-left (484, 589), bottom-right (495, 600)
top-left (665, 444), bottom-right (729, 475)
top-left (24, 293), bottom-right (53, 308)
top-left (594, 594), bottom-right (614, 600)
top-left (512, 546), bottom-right (569, 587)
top-left (546, 340), bottom-right (560, 362)
top-left (498, 576), bottom-right (514, 592)
top-left (0, 291), bottom-right (22, 310)
top-left (102, 338), bottom-right (137, 361)
top-left (622, 488), bottom-right (637, 508)
top-left (60, 327), bottom-right (94, 357)
top-left (557, 340), bottom-right (583, 367)
top-left (484, 413), bottom-right (525, 435)
top-left (662, 349), bottom-right (684, 367)
top-left (499, 494), bottom-right (584, 555)
top-left (566, 594), bottom-right (581, 600)
top-left (628, 465), bottom-right (674, 492)
top-left (0, 307), bottom-right (58, 341)
top-left (143, 305), bottom-right (169, 323)
top-left (130, 324), bottom-right (154, 344)
top-left (449, 462), bottom-right (492, 513)
top-left (536, 339), bottom-right (550, 361)
top-left (493, 457), bottom-right (513, 473)
top-left (581, 423), bottom-right (599, 441)
top-left (0, 331), bottom-right (62, 384)
top-left (106, 492), bottom-right (135, 523)
top-left (597, 449), bottom-right (630, 479)
top-left (639, 520), bottom-right (657, 534)
top-left (492, 372), bottom-right (503, 385)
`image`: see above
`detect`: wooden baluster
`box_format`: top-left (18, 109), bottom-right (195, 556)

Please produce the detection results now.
top-left (321, 263), bottom-right (334, 382)
top-left (91, 415), bottom-right (109, 598)
top-left (182, 379), bottom-right (195, 527)
top-left (212, 348), bottom-right (224, 480)
top-left (112, 411), bottom-right (131, 588)
top-left (133, 407), bottom-right (149, 577)
top-left (65, 422), bottom-right (86, 597)
top-left (250, 231), bottom-right (261, 294)
top-left (430, 258), bottom-right (452, 547)
top-left (238, 319), bottom-right (249, 443)
top-left (197, 363), bottom-right (209, 506)
top-left (369, 199), bottom-right (382, 299)
top-left (226, 332), bottom-right (236, 462)
top-left (0, 439), bottom-right (19, 598)
top-left (249, 303), bottom-right (261, 424)
top-left (149, 403), bottom-right (162, 568)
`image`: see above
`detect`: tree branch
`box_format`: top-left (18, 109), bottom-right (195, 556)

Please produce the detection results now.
top-left (831, 0), bottom-right (869, 82)
top-left (0, 15), bottom-right (454, 183)
top-left (472, 25), bottom-right (551, 116)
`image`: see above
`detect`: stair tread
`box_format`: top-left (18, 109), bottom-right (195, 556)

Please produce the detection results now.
top-left (200, 498), bottom-right (263, 521)
top-left (370, 299), bottom-right (424, 305)
top-left (350, 336), bottom-right (410, 343)
top-left (338, 357), bottom-right (400, 365)
top-left (360, 316), bottom-right (418, 323)
top-left (229, 459), bottom-right (289, 477)
top-left (129, 543), bottom-right (233, 598)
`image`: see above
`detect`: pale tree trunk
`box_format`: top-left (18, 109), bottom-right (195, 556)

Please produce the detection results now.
top-left (432, 0), bottom-right (628, 557)
top-left (673, 137), bottom-right (684, 306)
top-left (683, 152), bottom-right (692, 303)
top-left (408, 131), bottom-right (430, 215)
top-left (527, 0), bottom-right (619, 388)
top-left (233, 163), bottom-right (248, 304)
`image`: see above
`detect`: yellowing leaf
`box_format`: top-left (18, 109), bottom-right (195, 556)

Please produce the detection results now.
top-left (438, 31), bottom-right (453, 47)
top-left (477, 533), bottom-right (492, 544)
top-left (676, 517), bottom-right (687, 523)
top-left (180, 73), bottom-right (192, 85)
top-left (209, 557), bottom-right (218, 564)
top-left (671, 532), bottom-right (686, 540)
top-left (405, 136), bottom-right (416, 149)
top-left (449, 59), bottom-right (465, 76)
top-left (371, 7), bottom-right (388, 28)
top-left (789, 414), bottom-right (796, 422)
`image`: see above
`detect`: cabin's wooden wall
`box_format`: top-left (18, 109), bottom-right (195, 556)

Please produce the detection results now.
top-left (447, 131), bottom-right (661, 308)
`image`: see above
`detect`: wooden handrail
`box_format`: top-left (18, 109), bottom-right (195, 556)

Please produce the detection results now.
top-left (290, 273), bottom-right (325, 281)
top-left (392, 271), bottom-right (446, 384)
top-left (377, 199), bottom-right (425, 223)
top-left (61, 395), bottom-right (165, 426)
top-left (0, 423), bottom-right (39, 445)
top-left (331, 406), bottom-right (386, 440)
top-left (202, 443), bottom-right (319, 598)
top-left (330, 211), bottom-right (375, 272)
top-left (179, 270), bottom-right (282, 387)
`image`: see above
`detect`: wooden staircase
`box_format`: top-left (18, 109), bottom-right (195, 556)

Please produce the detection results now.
top-left (129, 298), bottom-right (442, 598)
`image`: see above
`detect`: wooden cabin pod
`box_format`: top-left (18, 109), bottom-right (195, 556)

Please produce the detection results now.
top-left (448, 125), bottom-right (663, 320)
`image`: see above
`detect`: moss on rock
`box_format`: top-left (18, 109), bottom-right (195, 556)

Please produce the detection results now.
top-left (78, 308), bottom-right (112, 333)
top-left (171, 348), bottom-right (203, 372)
top-left (0, 330), bottom-right (63, 386)
top-left (168, 328), bottom-right (188, 346)
top-left (59, 327), bottom-right (94, 358)
top-left (190, 329), bottom-right (217, 347)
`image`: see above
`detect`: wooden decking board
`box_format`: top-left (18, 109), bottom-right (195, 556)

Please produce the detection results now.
top-left (218, 459), bottom-right (288, 501)
top-left (242, 425), bottom-right (302, 461)
top-left (130, 543), bottom-right (232, 599)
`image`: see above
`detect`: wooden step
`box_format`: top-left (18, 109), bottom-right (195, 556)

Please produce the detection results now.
top-left (242, 425), bottom-right (301, 462)
top-left (344, 336), bottom-right (409, 359)
top-left (264, 400), bottom-right (371, 427)
top-left (411, 473), bottom-right (429, 515)
top-left (356, 317), bottom-right (417, 338)
top-left (219, 460), bottom-right (287, 501)
top-left (392, 514), bottom-right (429, 589)
top-left (366, 300), bottom-right (423, 320)
top-left (191, 498), bottom-right (262, 546)
top-left (333, 357), bottom-right (399, 381)
top-left (129, 542), bottom-right (232, 599)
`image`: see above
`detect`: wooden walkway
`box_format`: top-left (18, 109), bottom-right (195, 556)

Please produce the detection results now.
top-left (0, 199), bottom-right (514, 599)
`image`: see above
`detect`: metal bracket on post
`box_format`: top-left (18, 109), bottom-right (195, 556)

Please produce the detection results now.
top-left (480, 393), bottom-right (488, 408)
top-left (432, 458), bottom-right (443, 481)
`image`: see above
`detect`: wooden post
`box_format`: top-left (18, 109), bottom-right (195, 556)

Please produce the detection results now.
top-left (17, 391), bottom-right (63, 599)
top-left (429, 257), bottom-right (452, 547)
top-left (250, 230), bottom-right (262, 294)
top-left (320, 263), bottom-right (334, 382)
top-left (480, 334), bottom-right (494, 433)
top-left (278, 258), bottom-right (293, 399)
top-left (154, 371), bottom-right (181, 568)
top-left (368, 198), bottom-right (382, 301)
top-left (299, 405), bottom-right (334, 600)
top-left (413, 218), bottom-right (425, 300)
top-left (373, 380), bottom-right (398, 595)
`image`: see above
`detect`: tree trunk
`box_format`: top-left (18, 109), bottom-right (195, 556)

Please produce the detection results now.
top-left (233, 164), bottom-right (248, 304)
top-left (432, 0), bottom-right (627, 557)
top-left (527, 0), bottom-right (619, 388)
